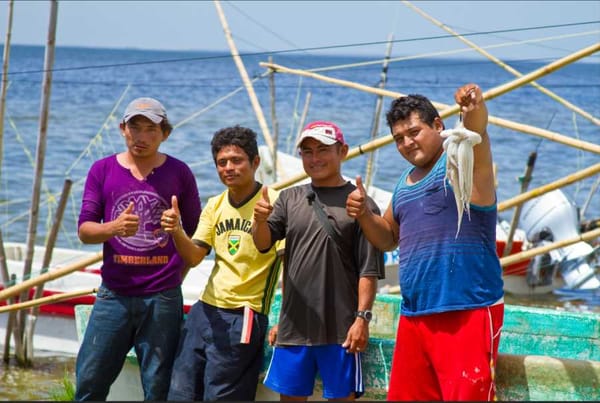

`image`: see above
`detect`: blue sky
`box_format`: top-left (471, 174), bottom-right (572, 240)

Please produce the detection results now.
top-left (1, 1), bottom-right (599, 60)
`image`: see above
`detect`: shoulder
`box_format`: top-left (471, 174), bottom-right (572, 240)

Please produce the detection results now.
top-left (89, 154), bottom-right (117, 172)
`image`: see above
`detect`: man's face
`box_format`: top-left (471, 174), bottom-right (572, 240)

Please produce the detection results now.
top-left (215, 145), bottom-right (258, 189)
top-left (391, 111), bottom-right (444, 170)
top-left (299, 137), bottom-right (347, 186)
top-left (120, 115), bottom-right (167, 158)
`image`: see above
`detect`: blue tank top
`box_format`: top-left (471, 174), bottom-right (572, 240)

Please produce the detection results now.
top-left (392, 153), bottom-right (504, 316)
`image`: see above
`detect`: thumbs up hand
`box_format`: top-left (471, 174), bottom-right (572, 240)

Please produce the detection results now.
top-left (161, 195), bottom-right (183, 234)
top-left (346, 176), bottom-right (368, 219)
top-left (113, 201), bottom-right (139, 237)
top-left (254, 186), bottom-right (273, 223)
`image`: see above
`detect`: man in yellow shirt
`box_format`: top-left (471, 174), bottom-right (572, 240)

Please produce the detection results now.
top-left (161, 126), bottom-right (282, 400)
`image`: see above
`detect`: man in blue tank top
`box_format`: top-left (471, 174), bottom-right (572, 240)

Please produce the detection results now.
top-left (346, 83), bottom-right (504, 401)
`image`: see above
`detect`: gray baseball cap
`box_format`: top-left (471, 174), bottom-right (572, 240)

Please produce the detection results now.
top-left (122, 97), bottom-right (167, 124)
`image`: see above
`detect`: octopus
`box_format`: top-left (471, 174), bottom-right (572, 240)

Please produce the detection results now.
top-left (441, 118), bottom-right (481, 237)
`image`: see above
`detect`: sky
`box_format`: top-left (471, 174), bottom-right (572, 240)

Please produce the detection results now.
top-left (0, 1), bottom-right (599, 61)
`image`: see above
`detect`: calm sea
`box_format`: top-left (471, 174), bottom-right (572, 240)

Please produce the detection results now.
top-left (0, 44), bottom-right (599, 253)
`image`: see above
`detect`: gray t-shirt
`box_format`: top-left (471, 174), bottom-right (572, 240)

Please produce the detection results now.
top-left (267, 182), bottom-right (384, 345)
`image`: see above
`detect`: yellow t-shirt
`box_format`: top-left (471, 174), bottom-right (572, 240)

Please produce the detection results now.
top-left (193, 187), bottom-right (283, 315)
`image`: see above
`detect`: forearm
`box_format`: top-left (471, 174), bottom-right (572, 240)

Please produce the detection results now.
top-left (78, 221), bottom-right (118, 244)
top-left (252, 221), bottom-right (273, 251)
top-left (357, 210), bottom-right (398, 251)
top-left (171, 229), bottom-right (207, 268)
top-left (358, 276), bottom-right (377, 311)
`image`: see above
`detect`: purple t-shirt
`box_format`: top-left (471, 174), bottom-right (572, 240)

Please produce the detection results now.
top-left (78, 154), bottom-right (201, 296)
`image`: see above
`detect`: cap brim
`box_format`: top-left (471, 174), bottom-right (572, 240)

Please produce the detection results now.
top-left (124, 112), bottom-right (164, 124)
top-left (296, 134), bottom-right (338, 148)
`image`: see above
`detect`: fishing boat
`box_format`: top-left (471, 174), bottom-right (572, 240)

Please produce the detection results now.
top-left (73, 291), bottom-right (600, 401)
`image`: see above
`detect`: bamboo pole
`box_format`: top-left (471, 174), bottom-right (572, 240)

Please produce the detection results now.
top-left (0, 288), bottom-right (97, 314)
top-left (17, 0), bottom-right (59, 364)
top-left (503, 152), bottom-right (537, 257)
top-left (0, 251), bottom-right (102, 302)
top-left (294, 92), bottom-right (312, 148)
top-left (260, 42), bottom-right (600, 157)
top-left (0, 0), bottom-right (14, 183)
top-left (498, 162), bottom-right (600, 212)
top-left (499, 228), bottom-right (600, 268)
top-left (402, 0), bottom-right (600, 126)
top-left (365, 34), bottom-right (393, 191)
top-left (213, 0), bottom-right (275, 155)
top-left (25, 179), bottom-right (72, 360)
top-left (268, 56), bottom-right (279, 183)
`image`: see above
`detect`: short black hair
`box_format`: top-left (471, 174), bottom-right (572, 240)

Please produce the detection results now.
top-left (386, 94), bottom-right (442, 131)
top-left (211, 125), bottom-right (259, 163)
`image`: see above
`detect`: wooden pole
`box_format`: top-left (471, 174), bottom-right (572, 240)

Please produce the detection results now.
top-left (500, 228), bottom-right (600, 268)
top-left (25, 179), bottom-right (72, 360)
top-left (17, 0), bottom-right (59, 364)
top-left (0, 288), bottom-right (97, 314)
top-left (268, 56), bottom-right (279, 183)
top-left (402, 0), bottom-right (600, 126)
top-left (503, 152), bottom-right (537, 257)
top-left (260, 42), bottom-right (600, 157)
top-left (498, 162), bottom-right (600, 212)
top-left (295, 92), bottom-right (312, 148)
top-left (0, 251), bottom-right (102, 302)
top-left (213, 0), bottom-right (275, 155)
top-left (0, 0), bottom-right (14, 183)
top-left (365, 34), bottom-right (393, 191)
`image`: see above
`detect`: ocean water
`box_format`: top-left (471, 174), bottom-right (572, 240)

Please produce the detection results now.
top-left (0, 44), bottom-right (599, 253)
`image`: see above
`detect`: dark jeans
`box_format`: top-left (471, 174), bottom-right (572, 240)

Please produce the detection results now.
top-left (75, 283), bottom-right (183, 401)
top-left (167, 300), bottom-right (268, 401)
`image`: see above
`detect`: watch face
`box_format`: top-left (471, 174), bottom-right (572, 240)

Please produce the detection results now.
top-left (364, 311), bottom-right (373, 321)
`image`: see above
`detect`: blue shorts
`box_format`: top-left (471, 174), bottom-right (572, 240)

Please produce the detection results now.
top-left (263, 344), bottom-right (363, 399)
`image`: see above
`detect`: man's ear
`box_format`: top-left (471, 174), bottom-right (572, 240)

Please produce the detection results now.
top-left (433, 116), bottom-right (445, 132)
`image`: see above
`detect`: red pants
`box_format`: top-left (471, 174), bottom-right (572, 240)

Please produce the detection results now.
top-left (387, 304), bottom-right (504, 401)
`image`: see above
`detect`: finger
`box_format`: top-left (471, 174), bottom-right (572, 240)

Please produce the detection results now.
top-left (124, 201), bottom-right (135, 214)
top-left (355, 175), bottom-right (365, 196)
top-left (171, 195), bottom-right (180, 216)
top-left (262, 185), bottom-right (270, 204)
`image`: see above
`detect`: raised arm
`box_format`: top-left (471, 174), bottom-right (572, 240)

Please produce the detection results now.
top-left (346, 176), bottom-right (399, 251)
top-left (455, 83), bottom-right (495, 206)
top-left (252, 185), bottom-right (274, 252)
top-left (162, 195), bottom-right (209, 271)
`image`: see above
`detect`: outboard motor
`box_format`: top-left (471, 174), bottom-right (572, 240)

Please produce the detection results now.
top-left (520, 189), bottom-right (600, 290)
top-left (525, 228), bottom-right (557, 287)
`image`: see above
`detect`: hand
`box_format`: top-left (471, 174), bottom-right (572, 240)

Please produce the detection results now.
top-left (113, 201), bottom-right (139, 237)
top-left (161, 195), bottom-right (182, 234)
top-left (268, 324), bottom-right (278, 346)
top-left (454, 83), bottom-right (483, 113)
top-left (253, 186), bottom-right (273, 223)
top-left (346, 176), bottom-right (368, 219)
top-left (341, 317), bottom-right (369, 354)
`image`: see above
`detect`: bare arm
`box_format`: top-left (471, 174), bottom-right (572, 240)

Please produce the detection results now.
top-left (342, 275), bottom-right (378, 353)
top-left (347, 176), bottom-right (399, 251)
top-left (78, 201), bottom-right (139, 244)
top-left (252, 185), bottom-right (274, 251)
top-left (161, 195), bottom-right (209, 269)
top-left (456, 83), bottom-right (495, 206)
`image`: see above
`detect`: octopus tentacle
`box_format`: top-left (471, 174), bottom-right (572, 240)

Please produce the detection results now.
top-left (440, 120), bottom-right (482, 237)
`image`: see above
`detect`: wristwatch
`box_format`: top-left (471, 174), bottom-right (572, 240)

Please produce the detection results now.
top-left (356, 310), bottom-right (373, 322)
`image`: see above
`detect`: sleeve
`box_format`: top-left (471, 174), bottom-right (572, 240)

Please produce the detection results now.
top-left (78, 161), bottom-right (104, 227)
top-left (193, 196), bottom-right (215, 247)
top-left (267, 189), bottom-right (288, 244)
top-left (179, 164), bottom-right (201, 237)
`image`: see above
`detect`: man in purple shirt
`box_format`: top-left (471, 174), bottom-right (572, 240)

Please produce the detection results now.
top-left (75, 97), bottom-right (201, 400)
